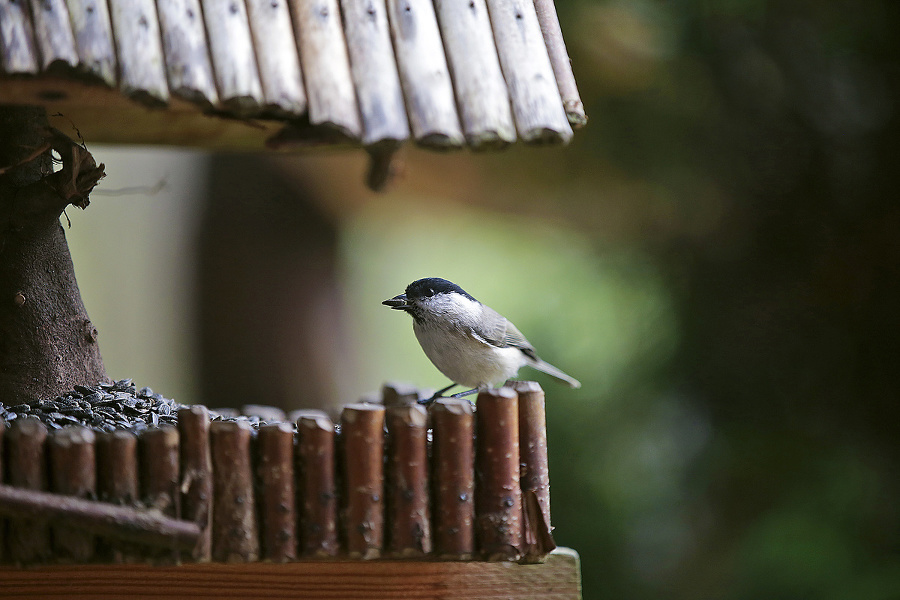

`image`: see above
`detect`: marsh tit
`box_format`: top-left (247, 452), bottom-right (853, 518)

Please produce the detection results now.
top-left (383, 277), bottom-right (581, 402)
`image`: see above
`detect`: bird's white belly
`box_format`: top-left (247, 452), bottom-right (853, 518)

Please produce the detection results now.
top-left (414, 323), bottom-right (524, 388)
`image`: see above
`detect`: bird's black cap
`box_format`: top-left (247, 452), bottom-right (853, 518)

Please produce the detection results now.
top-left (404, 278), bottom-right (476, 302)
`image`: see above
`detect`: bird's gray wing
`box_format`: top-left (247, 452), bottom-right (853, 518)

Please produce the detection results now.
top-left (470, 305), bottom-right (540, 360)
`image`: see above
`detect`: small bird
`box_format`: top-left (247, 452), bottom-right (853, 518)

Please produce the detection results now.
top-left (383, 277), bottom-right (581, 403)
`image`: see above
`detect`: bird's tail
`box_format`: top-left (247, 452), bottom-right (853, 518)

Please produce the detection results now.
top-left (527, 358), bottom-right (581, 389)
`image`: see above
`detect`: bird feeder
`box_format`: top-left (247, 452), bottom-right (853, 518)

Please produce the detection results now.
top-left (0, 0), bottom-right (584, 597)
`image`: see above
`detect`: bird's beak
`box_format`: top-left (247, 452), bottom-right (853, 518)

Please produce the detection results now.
top-left (383, 293), bottom-right (411, 311)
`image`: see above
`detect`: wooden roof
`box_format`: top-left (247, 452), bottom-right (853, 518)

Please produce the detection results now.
top-left (0, 0), bottom-right (585, 152)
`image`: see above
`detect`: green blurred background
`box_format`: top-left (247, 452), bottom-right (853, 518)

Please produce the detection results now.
top-left (63, 0), bottom-right (899, 598)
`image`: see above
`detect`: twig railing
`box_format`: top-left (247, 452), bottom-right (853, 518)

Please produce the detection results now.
top-left (0, 383), bottom-right (554, 565)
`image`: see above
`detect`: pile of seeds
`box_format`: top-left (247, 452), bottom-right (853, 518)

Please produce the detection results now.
top-left (0, 380), bottom-right (301, 432)
top-left (0, 379), bottom-right (191, 432)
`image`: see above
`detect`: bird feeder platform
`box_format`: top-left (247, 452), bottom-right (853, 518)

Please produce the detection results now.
top-left (0, 382), bottom-right (582, 599)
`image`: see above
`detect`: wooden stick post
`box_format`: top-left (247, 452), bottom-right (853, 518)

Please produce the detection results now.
top-left (48, 426), bottom-right (97, 562)
top-left (381, 381), bottom-right (419, 408)
top-left (4, 418), bottom-right (52, 563)
top-left (386, 404), bottom-right (431, 557)
top-left (97, 430), bottom-right (139, 562)
top-left (341, 403), bottom-right (385, 559)
top-left (210, 420), bottom-right (259, 562)
top-left (256, 422), bottom-right (297, 562)
top-left (508, 380), bottom-right (556, 560)
top-left (178, 405), bottom-right (213, 561)
top-left (295, 410), bottom-right (339, 557)
top-left (97, 431), bottom-right (139, 505)
top-left (474, 387), bottom-right (523, 561)
top-left (140, 425), bottom-right (181, 563)
top-left (430, 398), bottom-right (475, 559)
top-left (0, 418), bottom-right (4, 563)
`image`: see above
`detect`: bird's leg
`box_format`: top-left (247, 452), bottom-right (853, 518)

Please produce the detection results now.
top-left (418, 383), bottom-right (458, 406)
top-left (448, 387), bottom-right (478, 407)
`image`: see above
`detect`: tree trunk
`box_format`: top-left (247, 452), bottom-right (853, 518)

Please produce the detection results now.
top-left (0, 105), bottom-right (107, 404)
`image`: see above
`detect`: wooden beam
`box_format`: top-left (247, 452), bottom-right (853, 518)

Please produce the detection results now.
top-left (0, 548), bottom-right (582, 599)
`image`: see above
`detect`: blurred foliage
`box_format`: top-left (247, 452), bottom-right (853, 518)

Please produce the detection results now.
top-left (542, 0), bottom-right (899, 598)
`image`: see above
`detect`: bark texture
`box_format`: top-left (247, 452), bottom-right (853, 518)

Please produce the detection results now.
top-left (0, 105), bottom-right (106, 404)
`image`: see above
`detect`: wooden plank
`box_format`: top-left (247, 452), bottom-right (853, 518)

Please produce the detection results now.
top-left (287, 0), bottom-right (362, 138)
top-left (200, 0), bottom-right (264, 116)
top-left (156, 0), bottom-right (220, 108)
top-left (245, 0), bottom-right (307, 116)
top-left (485, 0), bottom-right (572, 144)
top-left (108, 0), bottom-right (170, 105)
top-left (386, 0), bottom-right (463, 149)
top-left (433, 0), bottom-right (516, 148)
top-left (0, 0), bottom-right (40, 74)
top-left (27, 0), bottom-right (78, 72)
top-left (0, 548), bottom-right (582, 599)
top-left (66, 0), bottom-right (117, 85)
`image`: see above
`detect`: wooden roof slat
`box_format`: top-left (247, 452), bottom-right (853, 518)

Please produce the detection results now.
top-left (27, 0), bottom-right (79, 72)
top-left (486, 0), bottom-right (572, 144)
top-left (533, 0), bottom-right (586, 127)
top-left (245, 0), bottom-right (308, 117)
top-left (200, 0), bottom-right (264, 116)
top-left (433, 0), bottom-right (516, 149)
top-left (156, 0), bottom-right (220, 108)
top-left (0, 0), bottom-right (583, 151)
top-left (288, 0), bottom-right (362, 139)
top-left (0, 0), bottom-right (40, 75)
top-left (386, 0), bottom-right (463, 149)
top-left (340, 0), bottom-right (410, 148)
top-left (66, 0), bottom-right (116, 86)
top-left (109, 0), bottom-right (170, 105)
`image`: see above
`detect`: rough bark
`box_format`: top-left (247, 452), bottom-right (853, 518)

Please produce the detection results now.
top-left (256, 422), bottom-right (297, 562)
top-left (0, 105), bottom-right (107, 405)
top-left (4, 417), bottom-right (52, 563)
top-left (209, 420), bottom-right (259, 562)
top-left (294, 409), bottom-right (338, 557)
top-left (177, 405), bottom-right (213, 562)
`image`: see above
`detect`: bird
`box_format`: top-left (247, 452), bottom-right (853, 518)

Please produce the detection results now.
top-left (383, 277), bottom-right (581, 403)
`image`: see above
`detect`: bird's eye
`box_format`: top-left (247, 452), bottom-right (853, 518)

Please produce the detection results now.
top-left (427, 288), bottom-right (435, 296)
